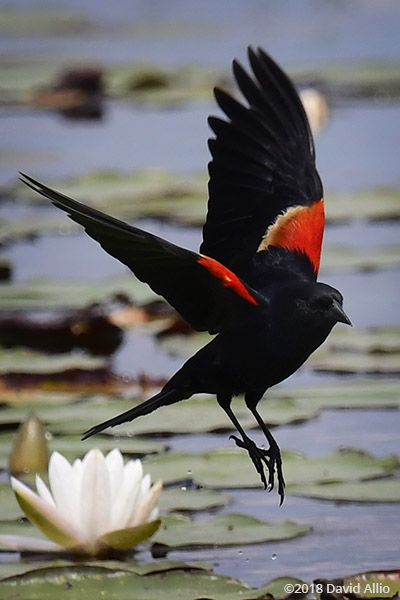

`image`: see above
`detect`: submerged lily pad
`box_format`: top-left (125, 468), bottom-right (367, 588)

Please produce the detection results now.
top-left (144, 448), bottom-right (399, 489)
top-left (154, 512), bottom-right (310, 548)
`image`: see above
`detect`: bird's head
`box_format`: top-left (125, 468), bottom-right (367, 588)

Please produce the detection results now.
top-left (292, 281), bottom-right (352, 332)
top-left (270, 280), bottom-right (351, 341)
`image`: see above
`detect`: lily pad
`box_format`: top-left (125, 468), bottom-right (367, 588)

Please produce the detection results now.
top-left (295, 61), bottom-right (400, 100)
top-left (154, 512), bottom-right (310, 548)
top-left (0, 563), bottom-right (308, 600)
top-left (0, 348), bottom-right (106, 375)
top-left (271, 378), bottom-right (400, 410)
top-left (0, 394), bottom-right (319, 436)
top-left (159, 488), bottom-right (232, 513)
top-left (144, 448), bottom-right (399, 489)
top-left (321, 245), bottom-right (400, 273)
top-left (290, 478), bottom-right (400, 503)
top-left (0, 275), bottom-right (156, 309)
top-left (341, 570), bottom-right (400, 598)
top-left (0, 483), bottom-right (23, 520)
top-left (325, 187), bottom-right (400, 222)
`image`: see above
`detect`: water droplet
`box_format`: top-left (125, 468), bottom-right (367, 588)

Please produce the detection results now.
top-left (45, 432), bottom-right (53, 440)
top-left (187, 469), bottom-right (192, 475)
top-left (271, 553), bottom-right (277, 560)
top-left (238, 550), bottom-right (243, 556)
top-left (181, 486), bottom-right (187, 491)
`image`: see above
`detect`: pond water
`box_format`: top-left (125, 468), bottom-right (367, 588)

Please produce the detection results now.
top-left (0, 0), bottom-right (399, 591)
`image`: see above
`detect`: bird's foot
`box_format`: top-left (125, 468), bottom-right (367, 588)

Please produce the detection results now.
top-left (230, 435), bottom-right (285, 504)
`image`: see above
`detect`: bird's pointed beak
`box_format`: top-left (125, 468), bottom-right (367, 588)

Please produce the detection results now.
top-left (332, 299), bottom-right (352, 326)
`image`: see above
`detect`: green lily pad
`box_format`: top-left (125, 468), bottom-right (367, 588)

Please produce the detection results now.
top-left (159, 488), bottom-right (232, 513)
top-left (0, 512), bottom-right (309, 551)
top-left (0, 393), bottom-right (319, 436)
top-left (0, 275), bottom-right (156, 309)
top-left (154, 512), bottom-right (310, 549)
top-left (144, 448), bottom-right (399, 489)
top-left (295, 61), bottom-right (400, 100)
top-left (0, 563), bottom-right (308, 600)
top-left (0, 9), bottom-right (92, 36)
top-left (325, 187), bottom-right (400, 222)
top-left (309, 327), bottom-right (400, 375)
top-left (341, 570), bottom-right (400, 598)
top-left (0, 348), bottom-right (106, 375)
top-left (321, 245), bottom-right (400, 273)
top-left (291, 478), bottom-right (400, 502)
top-left (272, 378), bottom-right (400, 410)
top-left (309, 351), bottom-right (400, 375)
top-left (0, 484), bottom-right (23, 520)
top-left (320, 327), bottom-right (400, 355)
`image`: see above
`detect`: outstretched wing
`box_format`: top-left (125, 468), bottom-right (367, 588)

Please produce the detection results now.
top-left (201, 46), bottom-right (324, 277)
top-left (20, 174), bottom-right (258, 333)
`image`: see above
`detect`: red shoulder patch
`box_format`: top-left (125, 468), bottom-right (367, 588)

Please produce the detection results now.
top-left (198, 255), bottom-right (258, 306)
top-left (258, 198), bottom-right (325, 275)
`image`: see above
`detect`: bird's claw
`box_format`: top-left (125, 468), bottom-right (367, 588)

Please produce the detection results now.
top-left (229, 434), bottom-right (285, 503)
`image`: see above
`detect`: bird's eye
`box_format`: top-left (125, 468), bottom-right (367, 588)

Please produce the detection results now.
top-left (315, 296), bottom-right (333, 309)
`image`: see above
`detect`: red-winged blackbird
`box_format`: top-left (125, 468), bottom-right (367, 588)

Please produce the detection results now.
top-left (21, 47), bottom-right (351, 504)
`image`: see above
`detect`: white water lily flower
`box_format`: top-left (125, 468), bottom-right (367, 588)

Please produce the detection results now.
top-left (0, 449), bottom-right (162, 556)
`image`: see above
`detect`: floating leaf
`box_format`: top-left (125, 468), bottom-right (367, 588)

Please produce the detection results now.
top-left (291, 478), bottom-right (400, 502)
top-left (0, 275), bottom-right (156, 309)
top-left (0, 394), bottom-right (319, 436)
top-left (144, 448), bottom-right (399, 489)
top-left (341, 570), bottom-right (400, 598)
top-left (0, 563), bottom-right (306, 600)
top-left (159, 488), bottom-right (232, 513)
top-left (322, 245), bottom-right (400, 272)
top-left (154, 512), bottom-right (310, 548)
top-left (0, 348), bottom-right (106, 375)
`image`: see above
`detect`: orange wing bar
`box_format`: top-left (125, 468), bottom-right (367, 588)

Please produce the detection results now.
top-left (198, 255), bottom-right (258, 306)
top-left (258, 198), bottom-right (325, 275)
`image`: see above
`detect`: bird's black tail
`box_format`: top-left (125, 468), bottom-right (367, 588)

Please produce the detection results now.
top-left (81, 387), bottom-right (181, 440)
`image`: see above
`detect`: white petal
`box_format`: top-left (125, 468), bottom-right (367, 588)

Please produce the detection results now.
top-left (105, 449), bottom-right (124, 503)
top-left (48, 452), bottom-right (80, 522)
top-left (129, 480), bottom-right (162, 528)
top-left (11, 476), bottom-right (84, 547)
top-left (35, 474), bottom-right (55, 508)
top-left (0, 534), bottom-right (62, 553)
top-left (79, 449), bottom-right (111, 542)
top-left (148, 507), bottom-right (159, 522)
top-left (108, 459), bottom-right (142, 532)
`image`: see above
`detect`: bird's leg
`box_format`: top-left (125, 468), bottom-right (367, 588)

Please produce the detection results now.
top-left (245, 392), bottom-right (285, 504)
top-left (217, 394), bottom-right (273, 491)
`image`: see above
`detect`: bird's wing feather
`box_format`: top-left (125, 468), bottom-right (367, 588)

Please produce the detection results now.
top-left (20, 174), bottom-right (258, 333)
top-left (201, 46), bottom-right (324, 278)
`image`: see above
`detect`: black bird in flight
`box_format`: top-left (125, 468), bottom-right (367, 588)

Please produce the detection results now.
top-left (21, 47), bottom-right (351, 504)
